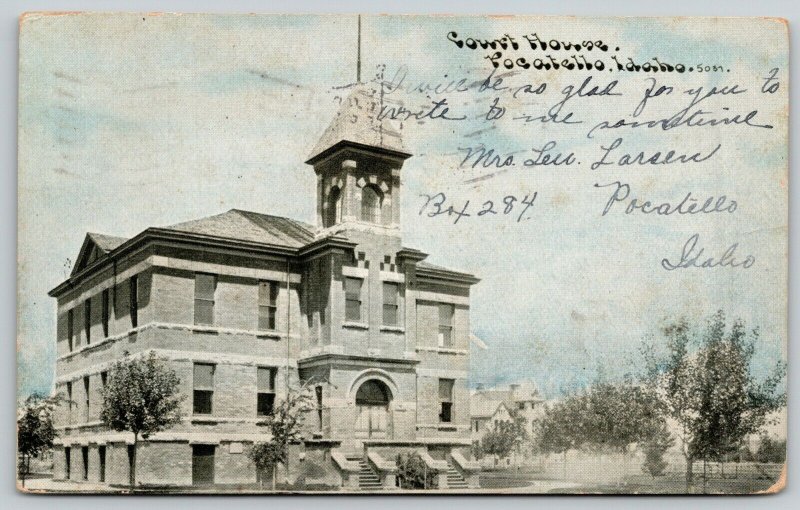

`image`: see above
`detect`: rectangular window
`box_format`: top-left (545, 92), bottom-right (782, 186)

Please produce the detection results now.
top-left (194, 273), bottom-right (216, 326)
top-left (65, 447), bottom-right (71, 480)
top-left (256, 367), bottom-right (276, 416)
top-left (316, 386), bottom-right (324, 432)
top-left (84, 298), bottom-right (91, 345)
top-left (98, 445), bottom-right (106, 482)
top-left (318, 261), bottom-right (326, 326)
top-left (438, 303), bottom-right (454, 348)
top-left (101, 289), bottom-right (110, 338)
top-left (192, 445), bottom-right (216, 486)
top-left (258, 281), bottom-right (279, 331)
top-left (382, 282), bottom-right (399, 326)
top-left (127, 446), bottom-right (134, 484)
top-left (66, 382), bottom-right (73, 423)
top-left (82, 446), bottom-right (89, 480)
top-left (100, 371), bottom-right (108, 389)
top-left (67, 309), bottom-right (74, 352)
top-left (345, 277), bottom-right (363, 322)
top-left (193, 363), bottom-right (214, 414)
top-left (129, 275), bottom-right (139, 328)
top-left (439, 378), bottom-right (454, 423)
top-left (83, 376), bottom-right (90, 422)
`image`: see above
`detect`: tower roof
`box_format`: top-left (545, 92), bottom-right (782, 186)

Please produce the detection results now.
top-left (306, 84), bottom-right (411, 165)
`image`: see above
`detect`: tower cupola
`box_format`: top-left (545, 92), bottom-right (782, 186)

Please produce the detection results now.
top-left (306, 85), bottom-right (411, 236)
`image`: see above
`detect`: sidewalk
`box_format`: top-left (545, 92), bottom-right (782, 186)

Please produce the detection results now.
top-left (19, 477), bottom-right (126, 494)
top-left (18, 474), bottom-right (583, 494)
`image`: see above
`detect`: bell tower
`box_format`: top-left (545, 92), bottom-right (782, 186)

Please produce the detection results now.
top-left (305, 85), bottom-right (411, 238)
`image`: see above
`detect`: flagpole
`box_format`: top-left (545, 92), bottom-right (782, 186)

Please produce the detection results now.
top-left (356, 14), bottom-right (361, 83)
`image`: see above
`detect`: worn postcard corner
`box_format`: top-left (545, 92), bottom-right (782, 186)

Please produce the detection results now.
top-left (16, 13), bottom-right (787, 495)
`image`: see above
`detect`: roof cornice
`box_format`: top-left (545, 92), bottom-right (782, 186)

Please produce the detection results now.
top-left (297, 235), bottom-right (357, 259)
top-left (48, 228), bottom-right (303, 298)
top-left (305, 140), bottom-right (412, 166)
top-left (297, 352), bottom-right (420, 369)
top-left (396, 247), bottom-right (428, 263)
top-left (416, 265), bottom-right (480, 286)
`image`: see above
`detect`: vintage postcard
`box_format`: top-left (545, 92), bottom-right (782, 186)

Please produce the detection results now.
top-left (17, 13), bottom-right (787, 494)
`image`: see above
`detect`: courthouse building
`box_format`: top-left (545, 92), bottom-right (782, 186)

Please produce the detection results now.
top-left (48, 85), bottom-right (482, 490)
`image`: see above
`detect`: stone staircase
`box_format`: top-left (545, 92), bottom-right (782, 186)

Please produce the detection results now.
top-left (348, 456), bottom-right (383, 491)
top-left (445, 461), bottom-right (469, 489)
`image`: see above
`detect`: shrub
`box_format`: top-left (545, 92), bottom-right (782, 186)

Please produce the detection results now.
top-left (396, 452), bottom-right (436, 489)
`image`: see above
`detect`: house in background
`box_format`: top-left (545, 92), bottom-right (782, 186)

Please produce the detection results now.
top-left (47, 84), bottom-right (482, 490)
top-left (470, 382), bottom-right (545, 467)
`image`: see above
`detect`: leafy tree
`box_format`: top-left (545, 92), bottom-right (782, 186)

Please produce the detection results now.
top-left (582, 382), bottom-right (664, 454)
top-left (755, 435), bottom-right (786, 464)
top-left (643, 311), bottom-right (786, 491)
top-left (471, 440), bottom-right (484, 461)
top-left (536, 396), bottom-right (588, 478)
top-left (480, 410), bottom-right (528, 462)
top-left (537, 383), bottom-right (663, 454)
top-left (100, 352), bottom-right (184, 487)
top-left (248, 381), bottom-right (314, 489)
top-left (641, 422), bottom-right (675, 478)
top-left (17, 393), bottom-right (63, 487)
top-left (537, 382), bottom-right (664, 480)
top-left (537, 396), bottom-right (588, 448)
top-left (396, 452), bottom-right (435, 489)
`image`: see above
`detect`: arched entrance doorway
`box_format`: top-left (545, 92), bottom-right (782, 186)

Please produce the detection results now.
top-left (354, 379), bottom-right (392, 439)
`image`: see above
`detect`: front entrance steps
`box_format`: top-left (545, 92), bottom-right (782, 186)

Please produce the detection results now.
top-left (444, 460), bottom-right (469, 489)
top-left (347, 456), bottom-right (383, 490)
top-left (337, 448), bottom-right (480, 491)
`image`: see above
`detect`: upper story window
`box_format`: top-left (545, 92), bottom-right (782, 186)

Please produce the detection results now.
top-left (345, 277), bottom-right (363, 322)
top-left (66, 381), bottom-right (73, 422)
top-left (439, 378), bottom-right (454, 423)
top-left (256, 367), bottom-right (277, 416)
top-left (101, 289), bottom-right (110, 338)
top-left (438, 303), bottom-right (454, 348)
top-left (361, 184), bottom-right (383, 223)
top-left (258, 281), bottom-right (279, 331)
top-left (83, 376), bottom-right (90, 422)
top-left (325, 186), bottom-right (341, 227)
top-left (194, 273), bottom-right (216, 326)
top-left (67, 309), bottom-right (74, 352)
top-left (193, 363), bottom-right (215, 415)
top-left (84, 298), bottom-right (91, 345)
top-left (382, 282), bottom-right (399, 326)
top-left (129, 275), bottom-right (139, 328)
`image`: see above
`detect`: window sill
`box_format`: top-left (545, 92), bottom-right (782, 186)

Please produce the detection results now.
top-left (342, 322), bottom-right (369, 330)
top-left (380, 326), bottom-right (405, 333)
top-left (256, 331), bottom-right (282, 340)
top-left (416, 346), bottom-right (468, 355)
top-left (437, 348), bottom-right (466, 355)
top-left (438, 424), bottom-right (457, 431)
top-left (192, 325), bottom-right (219, 335)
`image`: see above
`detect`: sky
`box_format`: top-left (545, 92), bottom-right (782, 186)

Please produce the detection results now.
top-left (17, 14), bottom-right (788, 399)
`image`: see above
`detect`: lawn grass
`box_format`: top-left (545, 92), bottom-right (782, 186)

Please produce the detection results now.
top-left (546, 472), bottom-right (779, 494)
